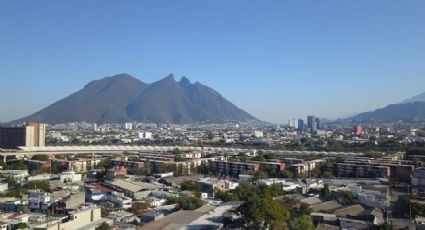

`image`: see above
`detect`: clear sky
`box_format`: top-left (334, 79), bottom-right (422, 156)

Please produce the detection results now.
top-left (1, 1), bottom-right (425, 124)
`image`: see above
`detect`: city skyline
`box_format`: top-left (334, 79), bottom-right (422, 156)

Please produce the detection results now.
top-left (1, 1), bottom-right (425, 123)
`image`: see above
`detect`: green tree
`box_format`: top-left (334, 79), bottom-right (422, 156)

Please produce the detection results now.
top-left (252, 170), bottom-right (268, 181)
top-left (95, 222), bottom-right (111, 230)
top-left (25, 180), bottom-right (50, 191)
top-left (180, 180), bottom-right (200, 192)
top-left (32, 154), bottom-right (49, 161)
top-left (320, 184), bottom-right (332, 201)
top-left (341, 191), bottom-right (354, 205)
top-left (282, 170), bottom-right (294, 178)
top-left (238, 193), bottom-right (290, 230)
top-left (289, 215), bottom-right (314, 230)
top-left (12, 223), bottom-right (29, 230)
top-left (322, 171), bottom-right (335, 179)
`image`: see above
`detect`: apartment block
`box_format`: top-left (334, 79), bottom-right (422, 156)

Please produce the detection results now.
top-left (210, 160), bottom-right (260, 177)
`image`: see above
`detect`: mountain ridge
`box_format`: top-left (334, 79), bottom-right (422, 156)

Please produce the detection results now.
top-left (11, 74), bottom-right (258, 124)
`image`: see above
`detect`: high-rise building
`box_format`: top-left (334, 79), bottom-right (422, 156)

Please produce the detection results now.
top-left (288, 119), bottom-right (298, 129)
top-left (315, 117), bottom-right (321, 130)
top-left (307, 115), bottom-right (316, 132)
top-left (297, 119), bottom-right (304, 132)
top-left (0, 123), bottom-right (46, 149)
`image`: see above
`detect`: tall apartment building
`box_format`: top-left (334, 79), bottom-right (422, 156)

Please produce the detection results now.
top-left (0, 122), bottom-right (46, 149)
top-left (307, 115), bottom-right (316, 132)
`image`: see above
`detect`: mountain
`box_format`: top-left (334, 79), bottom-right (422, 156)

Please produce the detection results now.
top-left (349, 102), bottom-right (425, 121)
top-left (12, 74), bottom-right (257, 124)
top-left (403, 92), bottom-right (425, 104)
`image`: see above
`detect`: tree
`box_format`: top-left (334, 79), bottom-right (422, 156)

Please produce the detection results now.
top-left (320, 184), bottom-right (332, 201)
top-left (238, 193), bottom-right (290, 230)
top-left (341, 191), bottom-right (354, 205)
top-left (95, 222), bottom-right (111, 230)
top-left (322, 171), bottom-right (335, 179)
top-left (180, 180), bottom-right (200, 192)
top-left (289, 215), bottom-right (314, 230)
top-left (282, 170), bottom-right (294, 179)
top-left (32, 154), bottom-right (49, 161)
top-left (252, 170), bottom-right (268, 181)
top-left (4, 160), bottom-right (27, 170)
top-left (25, 180), bottom-right (50, 191)
top-left (12, 223), bottom-right (29, 230)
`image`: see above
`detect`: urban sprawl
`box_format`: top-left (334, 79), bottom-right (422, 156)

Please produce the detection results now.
top-left (0, 117), bottom-right (425, 229)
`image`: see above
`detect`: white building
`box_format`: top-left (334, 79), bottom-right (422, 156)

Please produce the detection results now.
top-left (257, 178), bottom-right (299, 192)
top-left (351, 186), bottom-right (388, 210)
top-left (139, 132), bottom-right (153, 140)
top-left (0, 170), bottom-right (29, 182)
top-left (253, 131), bottom-right (264, 138)
top-left (148, 198), bottom-right (167, 208)
top-left (0, 181), bottom-right (8, 193)
top-left (199, 178), bottom-right (239, 192)
top-left (108, 192), bottom-right (132, 209)
top-left (288, 119), bottom-right (299, 129)
top-left (60, 171), bottom-right (82, 183)
top-left (125, 122), bottom-right (133, 130)
top-left (28, 190), bottom-right (51, 211)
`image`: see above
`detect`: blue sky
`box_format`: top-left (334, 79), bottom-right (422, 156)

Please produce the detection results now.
top-left (1, 1), bottom-right (425, 123)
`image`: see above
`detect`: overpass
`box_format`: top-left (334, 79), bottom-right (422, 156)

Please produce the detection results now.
top-left (0, 145), bottom-right (364, 162)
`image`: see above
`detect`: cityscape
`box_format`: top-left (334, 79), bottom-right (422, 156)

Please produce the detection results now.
top-left (1, 1), bottom-right (425, 230)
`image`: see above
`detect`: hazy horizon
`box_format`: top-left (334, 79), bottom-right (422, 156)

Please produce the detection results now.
top-left (1, 1), bottom-right (425, 123)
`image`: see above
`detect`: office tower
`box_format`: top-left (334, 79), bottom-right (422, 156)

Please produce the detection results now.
top-left (315, 117), bottom-right (320, 130)
top-left (0, 123), bottom-right (46, 149)
top-left (288, 119), bottom-right (298, 128)
top-left (297, 119), bottom-right (304, 132)
top-left (307, 115), bottom-right (316, 132)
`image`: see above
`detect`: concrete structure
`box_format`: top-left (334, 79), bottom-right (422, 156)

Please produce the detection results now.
top-left (307, 115), bottom-right (317, 132)
top-left (60, 171), bottom-right (82, 183)
top-left (210, 160), bottom-right (260, 177)
top-left (290, 159), bottom-right (324, 176)
top-left (0, 145), bottom-right (365, 164)
top-left (107, 191), bottom-right (132, 209)
top-left (0, 123), bottom-right (46, 149)
top-left (33, 205), bottom-right (113, 230)
top-left (412, 167), bottom-right (425, 197)
top-left (107, 159), bottom-right (144, 169)
top-left (28, 189), bottom-right (52, 212)
top-left (327, 163), bottom-right (390, 178)
top-left (141, 202), bottom-right (242, 230)
top-left (0, 181), bottom-right (8, 193)
top-left (327, 157), bottom-right (414, 178)
top-left (106, 166), bottom-right (128, 180)
top-left (198, 178), bottom-right (239, 193)
top-left (351, 186), bottom-right (388, 210)
top-left (0, 170), bottom-right (29, 182)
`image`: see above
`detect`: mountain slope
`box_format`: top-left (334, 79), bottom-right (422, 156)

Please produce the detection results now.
top-left (350, 102), bottom-right (425, 121)
top-left (127, 74), bottom-right (257, 123)
top-left (12, 74), bottom-right (257, 124)
top-left (14, 74), bottom-right (147, 123)
top-left (403, 92), bottom-right (425, 104)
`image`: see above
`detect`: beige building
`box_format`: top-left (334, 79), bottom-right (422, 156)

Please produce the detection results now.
top-left (25, 122), bottom-right (46, 147)
top-left (33, 205), bottom-right (112, 230)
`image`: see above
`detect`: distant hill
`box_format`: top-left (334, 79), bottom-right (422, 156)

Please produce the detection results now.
top-left (403, 92), bottom-right (425, 104)
top-left (12, 74), bottom-right (258, 124)
top-left (349, 102), bottom-right (425, 121)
